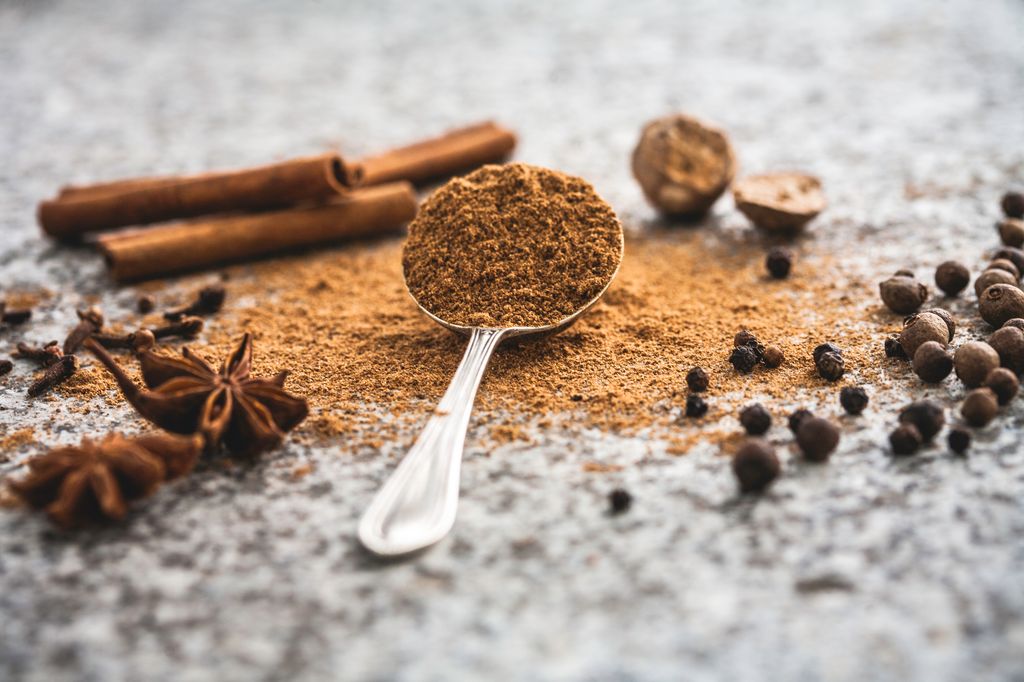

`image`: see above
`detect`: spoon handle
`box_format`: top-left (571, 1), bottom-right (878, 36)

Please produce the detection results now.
top-left (358, 327), bottom-right (508, 556)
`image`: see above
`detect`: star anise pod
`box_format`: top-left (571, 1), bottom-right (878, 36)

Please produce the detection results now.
top-left (85, 333), bottom-right (308, 457)
top-left (8, 432), bottom-right (201, 528)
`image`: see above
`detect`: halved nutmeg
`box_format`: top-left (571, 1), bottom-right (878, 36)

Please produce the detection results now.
top-left (733, 172), bottom-right (826, 231)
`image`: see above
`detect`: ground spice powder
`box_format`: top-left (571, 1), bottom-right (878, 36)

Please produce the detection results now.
top-left (402, 163), bottom-right (623, 328)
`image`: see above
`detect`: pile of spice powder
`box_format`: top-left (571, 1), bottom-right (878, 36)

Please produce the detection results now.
top-left (55, 224), bottom-right (900, 453)
top-left (402, 163), bottom-right (623, 328)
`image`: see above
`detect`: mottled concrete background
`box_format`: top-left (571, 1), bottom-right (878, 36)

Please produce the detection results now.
top-left (2, 1), bottom-right (1024, 681)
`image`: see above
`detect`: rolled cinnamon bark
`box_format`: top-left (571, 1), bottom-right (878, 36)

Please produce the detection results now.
top-left (98, 182), bottom-right (416, 282)
top-left (358, 121), bottom-right (517, 187)
top-left (39, 153), bottom-right (362, 240)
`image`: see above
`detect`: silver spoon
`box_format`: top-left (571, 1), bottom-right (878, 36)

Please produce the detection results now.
top-left (358, 251), bottom-right (622, 557)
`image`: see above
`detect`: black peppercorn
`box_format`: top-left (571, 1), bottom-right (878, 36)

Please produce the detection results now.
top-left (934, 260), bottom-right (970, 297)
top-left (839, 386), bottom-right (869, 415)
top-left (1002, 190), bottom-right (1024, 219)
top-left (912, 341), bottom-right (953, 383)
top-left (796, 417), bottom-right (840, 462)
top-left (765, 247), bottom-right (793, 279)
top-left (889, 424), bottom-right (922, 456)
top-left (788, 408), bottom-right (813, 434)
top-left (608, 488), bottom-right (633, 514)
top-left (961, 388), bottom-right (999, 427)
top-left (879, 274), bottom-right (928, 314)
top-left (137, 294), bottom-right (156, 314)
top-left (812, 342), bottom-right (842, 364)
top-left (984, 367), bottom-right (1019, 405)
top-left (739, 403), bottom-right (771, 435)
top-left (729, 345), bottom-right (759, 374)
top-left (884, 335), bottom-right (908, 359)
top-left (898, 400), bottom-right (944, 442)
top-left (816, 351), bottom-right (845, 381)
top-left (762, 344), bottom-right (785, 368)
top-left (732, 439), bottom-right (780, 494)
top-left (685, 366), bottom-right (709, 393)
top-left (734, 330), bottom-right (759, 348)
top-left (685, 394), bottom-right (708, 418)
top-left (947, 427), bottom-right (971, 455)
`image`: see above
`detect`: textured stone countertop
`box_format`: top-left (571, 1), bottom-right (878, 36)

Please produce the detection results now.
top-left (1, 1), bottom-right (1023, 680)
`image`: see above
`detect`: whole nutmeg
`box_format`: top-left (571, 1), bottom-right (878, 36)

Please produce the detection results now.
top-left (879, 275), bottom-right (928, 314)
top-left (1002, 190), bottom-right (1024, 219)
top-left (974, 268), bottom-right (1017, 298)
top-left (920, 308), bottom-right (956, 341)
top-left (899, 400), bottom-right (944, 441)
top-left (994, 247), bottom-right (1024, 274)
top-left (899, 312), bottom-right (949, 357)
top-left (988, 325), bottom-right (1024, 374)
top-left (739, 403), bottom-right (772, 435)
top-left (984, 367), bottom-right (1019, 405)
top-left (816, 351), bottom-right (845, 381)
top-left (961, 388), bottom-right (999, 427)
top-left (762, 344), bottom-right (785, 368)
top-left (732, 172), bottom-right (826, 232)
top-left (987, 257), bottom-right (1021, 280)
top-left (889, 423), bottom-right (922, 456)
top-left (979, 284), bottom-right (1024, 327)
top-left (935, 260), bottom-right (970, 297)
top-left (632, 114), bottom-right (736, 217)
top-left (953, 341), bottom-right (1000, 388)
top-left (912, 341), bottom-right (953, 383)
top-left (796, 417), bottom-right (840, 462)
top-left (732, 439), bottom-right (780, 494)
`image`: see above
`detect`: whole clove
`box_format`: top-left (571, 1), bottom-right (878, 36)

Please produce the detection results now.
top-left (732, 439), bottom-right (780, 493)
top-left (934, 260), bottom-right (970, 297)
top-left (13, 341), bottom-right (63, 367)
top-left (685, 366), bottom-right (709, 393)
top-left (739, 403), bottom-right (771, 435)
top-left (92, 328), bottom-right (157, 354)
top-left (150, 316), bottom-right (204, 340)
top-left (27, 355), bottom-right (78, 397)
top-left (163, 284), bottom-right (226, 320)
top-left (63, 306), bottom-right (104, 355)
top-left (839, 386), bottom-right (869, 415)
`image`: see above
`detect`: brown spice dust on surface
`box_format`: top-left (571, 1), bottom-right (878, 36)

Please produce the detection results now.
top-left (402, 163), bottom-right (623, 328)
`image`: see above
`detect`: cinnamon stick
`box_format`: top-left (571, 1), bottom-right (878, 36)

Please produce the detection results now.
top-left (358, 121), bottom-right (516, 187)
top-left (39, 153), bottom-right (362, 240)
top-left (98, 182), bottom-right (416, 281)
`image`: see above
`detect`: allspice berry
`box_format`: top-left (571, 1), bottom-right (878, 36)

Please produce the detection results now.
top-left (988, 325), bottom-right (1024, 374)
top-left (889, 424), bottom-right (922, 456)
top-left (899, 400), bottom-right (944, 441)
top-left (920, 308), bottom-right (955, 341)
top-left (947, 427), bottom-right (971, 455)
top-left (994, 247), bottom-right (1024, 275)
top-left (987, 258), bottom-right (1021, 281)
top-left (884, 335), bottom-right (908, 359)
top-left (973, 268), bottom-right (1017, 299)
top-left (912, 341), bottom-right (953, 383)
top-left (879, 275), bottom-right (928, 314)
top-left (796, 417), bottom-right (840, 462)
top-left (686, 366), bottom-right (709, 393)
top-left (732, 172), bottom-right (826, 232)
top-left (1002, 190), bottom-right (1024, 219)
top-left (961, 388), bottom-right (999, 427)
top-left (739, 403), bottom-right (771, 435)
top-left (762, 344), bottom-right (785, 368)
top-left (979, 284), bottom-right (1024, 327)
top-left (765, 247), bottom-right (793, 279)
top-left (935, 260), bottom-right (970, 296)
top-left (998, 218), bottom-right (1024, 248)
top-left (983, 367), bottom-right (1019, 405)
top-left (839, 386), bottom-right (869, 415)
top-left (632, 114), bottom-right (736, 216)
top-left (1003, 318), bottom-right (1024, 331)
top-left (899, 312), bottom-right (949, 357)
top-left (953, 340), bottom-right (1000, 388)
top-left (788, 408), bottom-right (813, 434)
top-left (732, 439), bottom-right (780, 494)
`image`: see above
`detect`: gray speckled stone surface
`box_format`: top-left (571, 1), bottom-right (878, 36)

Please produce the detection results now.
top-left (2, 1), bottom-right (1024, 680)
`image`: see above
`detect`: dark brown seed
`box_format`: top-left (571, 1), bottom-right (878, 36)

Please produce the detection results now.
top-left (765, 248), bottom-right (793, 279)
top-left (899, 312), bottom-right (949, 357)
top-left (685, 366), bottom-right (709, 392)
top-left (729, 345), bottom-right (759, 373)
top-left (879, 275), bottom-right (928, 314)
top-left (889, 424), bottom-right (922, 456)
top-left (0, 359), bottom-right (12, 376)
top-left (839, 386), bottom-right (869, 415)
top-left (762, 345), bottom-right (785, 368)
top-left (961, 388), bottom-right (999, 427)
top-left (732, 439), bottom-right (780, 493)
top-left (912, 341), bottom-right (953, 383)
top-left (685, 394), bottom-right (708, 418)
top-left (1002, 190), bottom-right (1024, 219)
top-left (893, 269), bottom-right (915, 278)
top-left (812, 342), bottom-right (842, 364)
top-left (27, 355), bottom-right (79, 397)
top-left (164, 284), bottom-right (227, 320)
top-left (947, 427), bottom-right (971, 455)
top-left (63, 306), bottom-right (104, 355)
top-left (884, 335), bottom-right (908, 359)
top-left (132, 329), bottom-right (157, 353)
top-left (1003, 318), bottom-right (1024, 331)
top-left (953, 341), bottom-right (1000, 388)
top-left (994, 247), bottom-right (1024, 274)
top-left (788, 408), bottom-right (813, 433)
top-left (150, 316), bottom-right (204, 340)
top-left (899, 400), bottom-right (944, 441)
top-left (983, 367), bottom-right (1019, 405)
top-left (137, 294), bottom-right (156, 314)
top-left (974, 268), bottom-right (1017, 299)
top-left (979, 284), bottom-right (1024, 328)
top-left (1, 308), bottom-right (32, 325)
top-left (739, 403), bottom-right (771, 435)
top-left (988, 326), bottom-right (1024, 374)
top-left (734, 330), bottom-right (759, 348)
top-left (934, 260), bottom-right (970, 296)
top-left (13, 341), bottom-right (63, 367)
top-left (919, 308), bottom-right (956, 341)
top-left (987, 257), bottom-right (1021, 280)
top-left (816, 351), bottom-right (845, 381)
top-left (608, 488), bottom-right (632, 514)
top-left (796, 417), bottom-right (840, 462)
